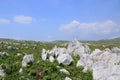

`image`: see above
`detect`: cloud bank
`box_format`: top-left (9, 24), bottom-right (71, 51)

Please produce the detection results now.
top-left (59, 20), bottom-right (120, 40)
top-left (0, 18), bottom-right (10, 24)
top-left (14, 15), bottom-right (33, 24)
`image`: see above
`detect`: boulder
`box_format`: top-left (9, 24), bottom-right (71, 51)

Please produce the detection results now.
top-left (58, 48), bottom-right (68, 56)
top-left (57, 54), bottom-right (73, 65)
top-left (90, 49), bottom-right (102, 60)
top-left (65, 77), bottom-right (72, 80)
top-left (22, 54), bottom-right (34, 67)
top-left (41, 48), bottom-right (48, 61)
top-left (0, 52), bottom-right (9, 56)
top-left (112, 47), bottom-right (120, 55)
top-left (67, 39), bottom-right (90, 56)
top-left (19, 68), bottom-right (23, 74)
top-left (17, 53), bottom-right (21, 56)
top-left (50, 47), bottom-right (68, 57)
top-left (50, 46), bottom-right (59, 57)
top-left (60, 68), bottom-right (70, 75)
top-left (92, 61), bottom-right (120, 80)
top-left (7, 46), bottom-right (13, 50)
top-left (76, 59), bottom-right (85, 67)
top-left (0, 68), bottom-right (5, 77)
top-left (77, 54), bottom-right (93, 70)
top-left (104, 48), bottom-right (112, 53)
top-left (49, 56), bottom-right (54, 62)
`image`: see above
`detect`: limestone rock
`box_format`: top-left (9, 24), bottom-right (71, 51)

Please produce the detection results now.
top-left (90, 49), bottom-right (102, 60)
top-left (92, 61), bottom-right (120, 80)
top-left (57, 54), bottom-right (73, 65)
top-left (112, 47), bottom-right (120, 55)
top-left (7, 46), bottom-right (13, 50)
top-left (49, 56), bottom-right (54, 62)
top-left (22, 54), bottom-right (34, 67)
top-left (60, 68), bottom-right (70, 75)
top-left (76, 59), bottom-right (85, 67)
top-left (0, 68), bottom-right (5, 77)
top-left (67, 39), bottom-right (90, 56)
top-left (41, 48), bottom-right (48, 61)
top-left (19, 68), bottom-right (23, 74)
top-left (17, 53), bottom-right (21, 56)
top-left (49, 46), bottom-right (59, 57)
top-left (65, 77), bottom-right (72, 80)
top-left (0, 52), bottom-right (9, 56)
top-left (77, 54), bottom-right (93, 70)
top-left (104, 48), bottom-right (112, 53)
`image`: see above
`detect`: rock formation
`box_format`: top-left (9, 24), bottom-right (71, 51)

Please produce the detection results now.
top-left (41, 39), bottom-right (120, 80)
top-left (0, 52), bottom-right (9, 56)
top-left (22, 54), bottom-right (34, 67)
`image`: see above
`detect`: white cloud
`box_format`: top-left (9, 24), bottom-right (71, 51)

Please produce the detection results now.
top-left (59, 20), bottom-right (120, 40)
top-left (0, 18), bottom-right (10, 24)
top-left (60, 20), bottom-right (119, 34)
top-left (14, 15), bottom-right (33, 24)
top-left (48, 35), bottom-right (53, 38)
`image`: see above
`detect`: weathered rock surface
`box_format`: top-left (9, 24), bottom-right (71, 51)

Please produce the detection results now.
top-left (0, 67), bottom-right (5, 77)
top-left (7, 46), bottom-right (13, 50)
top-left (65, 77), bottom-right (72, 80)
top-left (59, 68), bottom-right (70, 75)
top-left (76, 47), bottom-right (120, 80)
top-left (0, 52), bottom-right (9, 56)
top-left (41, 39), bottom-right (120, 80)
top-left (41, 48), bottom-right (48, 61)
top-left (57, 54), bottom-right (73, 65)
top-left (77, 54), bottom-right (93, 70)
top-left (49, 56), bottom-right (54, 62)
top-left (112, 47), bottom-right (120, 55)
top-left (50, 46), bottom-right (68, 57)
top-left (92, 61), bottom-right (120, 80)
top-left (67, 39), bottom-right (90, 56)
top-left (22, 54), bottom-right (34, 67)
top-left (19, 68), bottom-right (23, 74)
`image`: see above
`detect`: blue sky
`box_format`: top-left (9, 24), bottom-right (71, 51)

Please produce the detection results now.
top-left (0, 0), bottom-right (120, 41)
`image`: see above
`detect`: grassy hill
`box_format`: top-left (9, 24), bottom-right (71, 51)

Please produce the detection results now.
top-left (0, 38), bottom-right (92, 80)
top-left (0, 37), bottom-right (120, 79)
top-left (86, 37), bottom-right (120, 50)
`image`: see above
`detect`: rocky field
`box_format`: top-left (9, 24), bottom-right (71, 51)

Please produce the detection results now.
top-left (0, 38), bottom-right (120, 80)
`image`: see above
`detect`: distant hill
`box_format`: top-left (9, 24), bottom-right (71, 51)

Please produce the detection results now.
top-left (86, 37), bottom-right (120, 49)
top-left (50, 40), bottom-right (69, 45)
top-left (0, 37), bottom-right (120, 45)
top-left (110, 37), bottom-right (120, 42)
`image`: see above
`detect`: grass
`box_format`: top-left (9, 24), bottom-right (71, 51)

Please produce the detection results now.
top-left (3, 38), bottom-right (120, 80)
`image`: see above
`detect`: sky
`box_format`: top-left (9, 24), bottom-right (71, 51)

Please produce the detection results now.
top-left (0, 0), bottom-right (120, 41)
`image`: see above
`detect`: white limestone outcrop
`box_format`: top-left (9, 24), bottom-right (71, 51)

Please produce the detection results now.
top-left (92, 61), bottom-right (120, 80)
top-left (0, 67), bottom-right (5, 77)
top-left (22, 54), bottom-right (34, 67)
top-left (59, 68), bottom-right (70, 75)
top-left (57, 54), bottom-right (73, 65)
top-left (0, 52), bottom-right (9, 56)
top-left (65, 77), bottom-right (72, 80)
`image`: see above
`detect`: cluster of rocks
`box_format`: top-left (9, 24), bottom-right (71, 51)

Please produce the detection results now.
top-left (18, 54), bottom-right (34, 74)
top-left (0, 39), bottom-right (120, 80)
top-left (76, 47), bottom-right (120, 80)
top-left (41, 39), bottom-right (120, 80)
top-left (42, 39), bottom-right (90, 65)
top-left (22, 54), bottom-right (34, 67)
top-left (41, 39), bottom-right (91, 80)
top-left (0, 52), bottom-right (8, 77)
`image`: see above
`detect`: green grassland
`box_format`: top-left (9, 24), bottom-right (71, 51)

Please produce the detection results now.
top-left (0, 38), bottom-right (92, 80)
top-left (0, 37), bottom-right (120, 80)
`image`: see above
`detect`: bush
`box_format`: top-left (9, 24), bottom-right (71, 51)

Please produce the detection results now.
top-left (43, 75), bottom-right (51, 80)
top-left (29, 70), bottom-right (36, 76)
